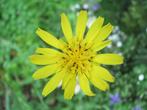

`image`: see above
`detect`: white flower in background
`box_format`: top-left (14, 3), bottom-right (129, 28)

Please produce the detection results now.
top-left (83, 4), bottom-right (89, 10)
top-left (75, 4), bottom-right (80, 9)
top-left (58, 81), bottom-right (62, 88)
top-left (74, 84), bottom-right (80, 94)
top-left (116, 41), bottom-right (122, 47)
top-left (70, 4), bottom-right (80, 11)
top-left (138, 74), bottom-right (144, 81)
top-left (87, 16), bottom-right (96, 28)
top-left (113, 26), bottom-right (119, 33)
top-left (109, 26), bottom-right (121, 42)
top-left (118, 52), bottom-right (123, 55)
top-left (109, 34), bottom-right (120, 42)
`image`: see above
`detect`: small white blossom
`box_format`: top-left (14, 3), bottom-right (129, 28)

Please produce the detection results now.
top-left (138, 74), bottom-right (144, 81)
top-left (109, 34), bottom-right (120, 41)
top-left (83, 4), bottom-right (89, 9)
top-left (75, 84), bottom-right (80, 94)
top-left (87, 16), bottom-right (96, 28)
top-left (70, 4), bottom-right (80, 11)
top-left (116, 41), bottom-right (122, 47)
top-left (75, 4), bottom-right (80, 9)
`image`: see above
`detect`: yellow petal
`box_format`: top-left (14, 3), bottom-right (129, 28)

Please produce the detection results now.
top-left (90, 73), bottom-right (109, 91)
top-left (29, 55), bottom-right (59, 65)
top-left (42, 69), bottom-right (66, 97)
top-left (92, 65), bottom-right (115, 82)
top-left (93, 54), bottom-right (124, 65)
top-left (32, 64), bottom-right (60, 80)
top-left (62, 73), bottom-right (73, 90)
top-left (95, 23), bottom-right (113, 41)
top-left (35, 48), bottom-right (63, 56)
top-left (64, 75), bottom-right (76, 100)
top-left (36, 28), bottom-right (65, 50)
top-left (61, 13), bottom-right (73, 43)
top-left (78, 72), bottom-right (95, 96)
top-left (84, 16), bottom-right (104, 45)
top-left (76, 10), bottom-right (88, 41)
top-left (92, 40), bottom-right (112, 51)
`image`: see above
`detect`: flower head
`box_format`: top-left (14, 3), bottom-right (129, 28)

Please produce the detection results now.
top-left (29, 10), bottom-right (124, 99)
top-left (110, 93), bottom-right (121, 104)
top-left (133, 105), bottom-right (142, 110)
top-left (92, 3), bottom-right (101, 11)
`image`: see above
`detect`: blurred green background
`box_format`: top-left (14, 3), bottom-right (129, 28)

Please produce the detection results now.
top-left (0, 0), bottom-right (147, 110)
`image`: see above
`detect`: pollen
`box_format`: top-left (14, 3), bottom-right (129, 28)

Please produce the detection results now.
top-left (62, 39), bottom-right (96, 74)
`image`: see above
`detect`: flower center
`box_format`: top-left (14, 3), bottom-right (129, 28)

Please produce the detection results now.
top-left (62, 40), bottom-right (96, 73)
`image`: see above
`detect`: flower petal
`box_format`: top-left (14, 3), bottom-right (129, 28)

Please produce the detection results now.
top-left (29, 55), bottom-right (59, 65)
top-left (92, 65), bottom-right (115, 82)
top-left (35, 48), bottom-right (63, 56)
top-left (32, 64), bottom-right (60, 80)
top-left (42, 69), bottom-right (66, 97)
top-left (78, 72), bottom-right (95, 96)
top-left (92, 40), bottom-right (112, 51)
top-left (94, 54), bottom-right (124, 65)
top-left (64, 75), bottom-right (76, 100)
top-left (76, 10), bottom-right (88, 41)
top-left (62, 72), bottom-right (73, 90)
top-left (90, 72), bottom-right (109, 91)
top-left (36, 28), bottom-right (65, 50)
top-left (95, 23), bottom-right (113, 41)
top-left (61, 13), bottom-right (73, 43)
top-left (84, 16), bottom-right (104, 45)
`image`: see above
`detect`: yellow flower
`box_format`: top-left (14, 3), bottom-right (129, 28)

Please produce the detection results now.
top-left (29, 10), bottom-right (124, 99)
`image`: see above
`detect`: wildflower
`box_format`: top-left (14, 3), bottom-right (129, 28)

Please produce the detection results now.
top-left (29, 10), bottom-right (124, 99)
top-left (92, 3), bottom-right (101, 11)
top-left (110, 93), bottom-right (121, 104)
top-left (138, 74), bottom-right (144, 81)
top-left (83, 4), bottom-right (89, 10)
top-left (133, 105), bottom-right (142, 110)
top-left (75, 84), bottom-right (80, 94)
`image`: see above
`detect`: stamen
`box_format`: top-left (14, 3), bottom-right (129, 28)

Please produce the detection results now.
top-left (63, 40), bottom-right (96, 74)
